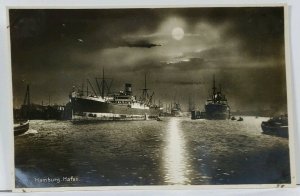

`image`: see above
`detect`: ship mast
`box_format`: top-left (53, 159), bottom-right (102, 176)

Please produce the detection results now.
top-left (212, 75), bottom-right (217, 103)
top-left (102, 67), bottom-right (105, 98)
top-left (87, 79), bottom-right (97, 96)
top-left (142, 74), bottom-right (149, 102)
top-left (23, 84), bottom-right (30, 106)
top-left (95, 67), bottom-right (112, 98)
top-left (22, 84), bottom-right (31, 119)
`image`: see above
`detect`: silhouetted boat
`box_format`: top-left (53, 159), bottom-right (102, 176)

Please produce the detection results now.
top-left (191, 110), bottom-right (205, 120)
top-left (237, 117), bottom-right (243, 121)
top-left (14, 120), bottom-right (29, 136)
top-left (204, 76), bottom-right (230, 119)
top-left (231, 116), bottom-right (236, 120)
top-left (14, 84), bottom-right (30, 136)
top-left (261, 115), bottom-right (288, 138)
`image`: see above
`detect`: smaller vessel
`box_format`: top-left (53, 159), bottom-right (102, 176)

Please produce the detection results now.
top-left (171, 102), bottom-right (183, 117)
top-left (237, 117), bottom-right (243, 121)
top-left (14, 120), bottom-right (29, 136)
top-left (14, 85), bottom-right (30, 136)
top-left (231, 116), bottom-right (236, 120)
top-left (261, 115), bottom-right (288, 138)
top-left (191, 110), bottom-right (205, 120)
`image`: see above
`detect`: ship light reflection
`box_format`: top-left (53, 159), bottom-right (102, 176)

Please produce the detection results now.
top-left (164, 118), bottom-right (189, 185)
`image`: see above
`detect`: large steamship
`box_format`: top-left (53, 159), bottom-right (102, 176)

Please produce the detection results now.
top-left (70, 70), bottom-right (162, 121)
top-left (204, 76), bottom-right (230, 119)
top-left (191, 76), bottom-right (230, 120)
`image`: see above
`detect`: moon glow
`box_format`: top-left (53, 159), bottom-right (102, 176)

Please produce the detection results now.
top-left (172, 27), bottom-right (185, 40)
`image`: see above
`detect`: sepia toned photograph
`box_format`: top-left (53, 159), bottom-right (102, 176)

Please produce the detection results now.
top-left (9, 6), bottom-right (295, 190)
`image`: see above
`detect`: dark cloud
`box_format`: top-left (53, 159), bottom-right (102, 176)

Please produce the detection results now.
top-left (119, 39), bottom-right (162, 48)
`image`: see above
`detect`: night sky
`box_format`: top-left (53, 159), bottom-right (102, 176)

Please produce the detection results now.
top-left (9, 7), bottom-right (287, 112)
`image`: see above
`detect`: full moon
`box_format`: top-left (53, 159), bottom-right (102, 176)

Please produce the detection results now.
top-left (172, 27), bottom-right (185, 40)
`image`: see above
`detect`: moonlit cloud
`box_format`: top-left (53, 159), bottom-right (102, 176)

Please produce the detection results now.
top-left (10, 8), bottom-right (287, 113)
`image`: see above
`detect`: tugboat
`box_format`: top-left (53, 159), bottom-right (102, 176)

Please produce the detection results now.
top-left (261, 114), bottom-right (288, 138)
top-left (204, 76), bottom-right (230, 120)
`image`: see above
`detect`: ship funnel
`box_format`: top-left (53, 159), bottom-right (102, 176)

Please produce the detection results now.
top-left (125, 83), bottom-right (132, 95)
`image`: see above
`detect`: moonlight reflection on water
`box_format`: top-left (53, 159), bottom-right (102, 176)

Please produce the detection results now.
top-left (15, 117), bottom-right (290, 187)
top-left (164, 118), bottom-right (189, 185)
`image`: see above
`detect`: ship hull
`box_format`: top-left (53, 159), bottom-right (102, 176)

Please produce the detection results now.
top-left (205, 103), bottom-right (230, 120)
top-left (71, 97), bottom-right (161, 117)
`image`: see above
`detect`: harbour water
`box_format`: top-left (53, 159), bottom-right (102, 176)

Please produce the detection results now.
top-left (15, 117), bottom-right (290, 188)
